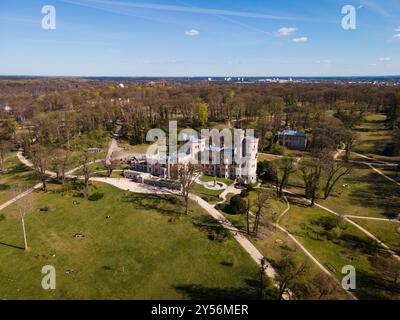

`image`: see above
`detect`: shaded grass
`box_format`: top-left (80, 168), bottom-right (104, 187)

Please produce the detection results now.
top-left (279, 201), bottom-right (400, 300)
top-left (0, 182), bottom-right (260, 299)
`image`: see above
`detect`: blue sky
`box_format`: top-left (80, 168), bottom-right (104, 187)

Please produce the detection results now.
top-left (0, 0), bottom-right (399, 76)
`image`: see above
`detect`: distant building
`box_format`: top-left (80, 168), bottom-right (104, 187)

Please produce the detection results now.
top-left (87, 147), bottom-right (102, 153)
top-left (277, 130), bottom-right (307, 151)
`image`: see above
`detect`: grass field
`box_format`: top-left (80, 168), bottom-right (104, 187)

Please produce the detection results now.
top-left (348, 218), bottom-right (400, 255)
top-left (352, 114), bottom-right (399, 163)
top-left (279, 198), bottom-right (400, 300)
top-left (317, 163), bottom-right (400, 219)
top-left (0, 182), bottom-right (262, 300)
top-left (217, 194), bottom-right (350, 299)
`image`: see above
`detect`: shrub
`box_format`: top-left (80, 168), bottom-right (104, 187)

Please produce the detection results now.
top-left (229, 195), bottom-right (247, 215)
top-left (270, 143), bottom-right (287, 156)
top-left (88, 192), bottom-right (104, 201)
top-left (0, 214), bottom-right (5, 222)
top-left (313, 216), bottom-right (339, 231)
top-left (39, 206), bottom-right (50, 212)
top-left (257, 160), bottom-right (276, 182)
top-left (240, 190), bottom-right (249, 198)
top-left (244, 183), bottom-right (255, 192)
top-left (0, 184), bottom-right (10, 191)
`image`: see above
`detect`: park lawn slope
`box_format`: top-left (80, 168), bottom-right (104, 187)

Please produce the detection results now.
top-left (348, 218), bottom-right (400, 255)
top-left (279, 199), bottom-right (400, 300)
top-left (0, 182), bottom-right (260, 300)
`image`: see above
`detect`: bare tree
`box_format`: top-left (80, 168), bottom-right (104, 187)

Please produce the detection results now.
top-left (51, 148), bottom-right (70, 184)
top-left (271, 157), bottom-right (297, 198)
top-left (81, 151), bottom-right (92, 199)
top-left (322, 157), bottom-right (352, 199)
top-left (258, 257), bottom-right (269, 300)
top-left (171, 163), bottom-right (202, 215)
top-left (311, 273), bottom-right (337, 300)
top-left (342, 130), bottom-right (357, 163)
top-left (300, 158), bottom-right (322, 206)
top-left (275, 254), bottom-right (308, 300)
top-left (246, 197), bottom-right (251, 235)
top-left (253, 188), bottom-right (271, 236)
top-left (12, 185), bottom-right (33, 251)
top-left (30, 145), bottom-right (50, 191)
top-left (0, 140), bottom-right (11, 173)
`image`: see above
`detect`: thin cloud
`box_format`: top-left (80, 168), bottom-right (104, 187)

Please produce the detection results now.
top-left (359, 0), bottom-right (391, 18)
top-left (378, 57), bottom-right (391, 61)
top-left (292, 37), bottom-right (308, 43)
top-left (185, 29), bottom-right (200, 37)
top-left (394, 34), bottom-right (400, 38)
top-left (61, 0), bottom-right (298, 20)
top-left (277, 27), bottom-right (297, 36)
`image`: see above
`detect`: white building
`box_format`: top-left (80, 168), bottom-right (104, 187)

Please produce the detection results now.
top-left (131, 132), bottom-right (259, 184)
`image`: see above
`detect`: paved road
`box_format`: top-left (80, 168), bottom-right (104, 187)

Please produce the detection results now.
top-left (0, 183), bottom-right (43, 212)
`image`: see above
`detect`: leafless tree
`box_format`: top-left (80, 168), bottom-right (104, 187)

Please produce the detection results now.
top-left (0, 140), bottom-right (11, 173)
top-left (30, 145), bottom-right (50, 191)
top-left (271, 157), bottom-right (297, 198)
top-left (300, 158), bottom-right (323, 206)
top-left (12, 185), bottom-right (33, 251)
top-left (276, 254), bottom-right (308, 300)
top-left (342, 130), bottom-right (357, 163)
top-left (322, 157), bottom-right (352, 199)
top-left (171, 163), bottom-right (202, 215)
top-left (81, 151), bottom-right (92, 199)
top-left (311, 273), bottom-right (337, 300)
top-left (253, 188), bottom-right (271, 236)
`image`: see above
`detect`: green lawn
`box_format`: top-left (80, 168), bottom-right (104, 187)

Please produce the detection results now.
top-left (0, 182), bottom-right (262, 300)
top-left (279, 199), bottom-right (400, 300)
top-left (0, 153), bottom-right (37, 204)
top-left (199, 175), bottom-right (233, 186)
top-left (218, 195), bottom-right (350, 299)
top-left (348, 218), bottom-right (400, 255)
top-left (352, 114), bottom-right (397, 161)
top-left (317, 163), bottom-right (400, 219)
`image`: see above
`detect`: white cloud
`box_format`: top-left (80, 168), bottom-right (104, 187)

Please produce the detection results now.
top-left (277, 27), bottom-right (297, 36)
top-left (378, 57), bottom-right (391, 61)
top-left (396, 27), bottom-right (400, 32)
top-left (185, 29), bottom-right (200, 37)
top-left (394, 33), bottom-right (400, 38)
top-left (292, 37), bottom-right (308, 43)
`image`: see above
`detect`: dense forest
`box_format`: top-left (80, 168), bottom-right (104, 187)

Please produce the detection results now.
top-left (0, 78), bottom-right (399, 157)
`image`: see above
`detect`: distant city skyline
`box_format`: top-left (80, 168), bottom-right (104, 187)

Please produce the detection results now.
top-left (1, 0), bottom-right (400, 77)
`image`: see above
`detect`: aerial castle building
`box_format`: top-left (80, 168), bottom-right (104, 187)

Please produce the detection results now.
top-left (130, 131), bottom-right (259, 184)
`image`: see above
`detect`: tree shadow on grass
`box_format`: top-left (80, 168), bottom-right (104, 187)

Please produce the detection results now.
top-left (192, 215), bottom-right (233, 234)
top-left (348, 170), bottom-right (400, 219)
top-left (0, 241), bottom-right (25, 250)
top-left (121, 192), bottom-right (183, 217)
top-left (356, 270), bottom-right (400, 300)
top-left (173, 277), bottom-right (277, 300)
top-left (339, 233), bottom-right (387, 256)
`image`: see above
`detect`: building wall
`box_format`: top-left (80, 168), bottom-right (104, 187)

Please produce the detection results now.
top-left (132, 135), bottom-right (258, 184)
